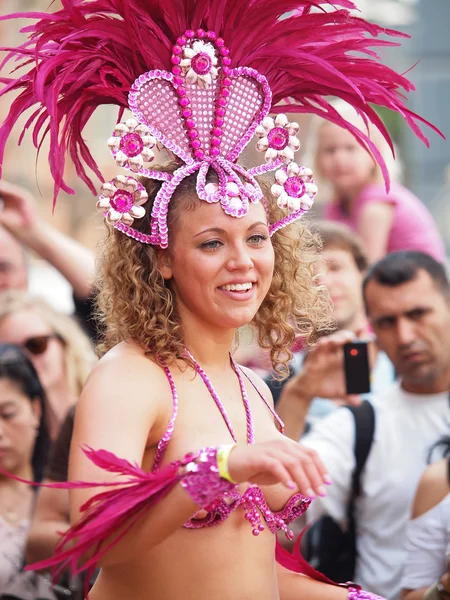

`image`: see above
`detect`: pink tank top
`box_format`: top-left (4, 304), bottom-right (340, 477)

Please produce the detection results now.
top-left (151, 365), bottom-right (310, 536)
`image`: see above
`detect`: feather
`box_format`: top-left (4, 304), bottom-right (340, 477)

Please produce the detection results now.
top-left (0, 0), bottom-right (441, 204)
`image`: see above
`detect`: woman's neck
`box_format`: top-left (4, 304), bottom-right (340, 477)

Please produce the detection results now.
top-left (45, 384), bottom-right (75, 440)
top-left (181, 316), bottom-right (235, 370)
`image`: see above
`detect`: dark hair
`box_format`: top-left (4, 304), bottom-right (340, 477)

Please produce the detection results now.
top-left (0, 344), bottom-right (51, 482)
top-left (362, 251), bottom-right (450, 305)
top-left (312, 221), bottom-right (368, 272)
top-left (428, 435), bottom-right (450, 463)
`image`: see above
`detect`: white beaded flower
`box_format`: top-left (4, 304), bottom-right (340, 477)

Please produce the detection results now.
top-left (204, 180), bottom-right (251, 218)
top-left (97, 175), bottom-right (148, 225)
top-left (107, 118), bottom-right (156, 172)
top-left (180, 40), bottom-right (218, 89)
top-left (271, 163), bottom-right (318, 212)
top-left (255, 114), bottom-right (300, 164)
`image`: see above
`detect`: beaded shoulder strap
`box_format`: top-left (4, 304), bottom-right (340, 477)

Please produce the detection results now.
top-left (237, 366), bottom-right (284, 433)
top-left (152, 366), bottom-right (179, 471)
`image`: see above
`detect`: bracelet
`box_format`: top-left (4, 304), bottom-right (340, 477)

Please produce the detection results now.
top-left (180, 447), bottom-right (237, 508)
top-left (347, 587), bottom-right (386, 600)
top-left (217, 444), bottom-right (237, 483)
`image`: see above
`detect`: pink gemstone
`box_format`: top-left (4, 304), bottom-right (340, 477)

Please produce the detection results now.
top-left (179, 97), bottom-right (190, 107)
top-left (172, 45), bottom-right (182, 55)
top-left (211, 136), bottom-right (221, 146)
top-left (185, 118), bottom-right (196, 129)
top-left (215, 117), bottom-right (224, 126)
top-left (222, 66), bottom-right (231, 76)
top-left (119, 133), bottom-right (144, 157)
top-left (182, 108), bottom-right (192, 118)
top-left (216, 37), bottom-right (224, 47)
top-left (220, 47), bottom-right (230, 56)
top-left (210, 147), bottom-right (220, 156)
top-left (196, 29), bottom-right (205, 38)
top-left (212, 127), bottom-right (222, 136)
top-left (191, 52), bottom-right (212, 75)
top-left (191, 139), bottom-right (201, 149)
top-left (194, 149), bottom-right (205, 159)
top-left (177, 36), bottom-right (187, 45)
top-left (284, 176), bottom-right (306, 198)
top-left (267, 126), bottom-right (289, 151)
top-left (174, 76), bottom-right (183, 85)
top-left (171, 56), bottom-right (181, 65)
top-left (176, 86), bottom-right (186, 96)
top-left (188, 129), bottom-right (199, 139)
top-left (223, 77), bottom-right (232, 87)
top-left (110, 190), bottom-right (133, 214)
top-left (222, 57), bottom-right (231, 66)
top-left (216, 107), bottom-right (226, 117)
top-left (218, 97), bottom-right (227, 108)
top-left (185, 29), bottom-right (195, 38)
top-left (172, 65), bottom-right (182, 75)
top-left (207, 31), bottom-right (217, 40)
top-left (221, 88), bottom-right (230, 97)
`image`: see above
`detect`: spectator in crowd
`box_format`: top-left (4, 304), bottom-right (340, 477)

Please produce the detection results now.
top-left (0, 292), bottom-right (96, 440)
top-left (281, 251), bottom-right (450, 599)
top-left (0, 180), bottom-right (97, 339)
top-left (307, 101), bottom-right (445, 263)
top-left (273, 221), bottom-right (394, 436)
top-left (401, 439), bottom-right (450, 600)
top-left (0, 344), bottom-right (51, 589)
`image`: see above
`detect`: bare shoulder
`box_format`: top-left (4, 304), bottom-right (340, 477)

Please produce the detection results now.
top-left (412, 459), bottom-right (450, 519)
top-left (239, 365), bottom-right (274, 408)
top-left (78, 341), bottom-right (172, 423)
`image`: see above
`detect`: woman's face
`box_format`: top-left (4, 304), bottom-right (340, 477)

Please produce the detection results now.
top-left (316, 123), bottom-right (376, 195)
top-left (0, 310), bottom-right (66, 392)
top-left (161, 199), bottom-right (275, 333)
top-left (0, 378), bottom-right (40, 476)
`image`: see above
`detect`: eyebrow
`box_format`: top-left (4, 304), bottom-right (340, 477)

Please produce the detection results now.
top-left (194, 221), bottom-right (268, 238)
top-left (0, 401), bottom-right (17, 410)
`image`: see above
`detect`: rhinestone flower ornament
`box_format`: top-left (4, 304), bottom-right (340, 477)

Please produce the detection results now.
top-left (204, 180), bottom-right (259, 218)
top-left (271, 163), bottom-right (318, 212)
top-left (255, 114), bottom-right (300, 164)
top-left (180, 40), bottom-right (218, 88)
top-left (97, 175), bottom-right (148, 225)
top-left (107, 118), bottom-right (156, 172)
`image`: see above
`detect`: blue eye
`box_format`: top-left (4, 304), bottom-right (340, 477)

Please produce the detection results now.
top-left (248, 234), bottom-right (267, 244)
top-left (201, 239), bottom-right (223, 250)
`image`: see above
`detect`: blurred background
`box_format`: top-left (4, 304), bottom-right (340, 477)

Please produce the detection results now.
top-left (0, 0), bottom-right (449, 311)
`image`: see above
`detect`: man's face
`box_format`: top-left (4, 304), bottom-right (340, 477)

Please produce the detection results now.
top-left (0, 229), bottom-right (27, 291)
top-left (315, 246), bottom-right (365, 330)
top-left (366, 269), bottom-right (450, 391)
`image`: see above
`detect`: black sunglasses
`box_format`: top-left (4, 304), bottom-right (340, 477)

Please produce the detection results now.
top-left (22, 334), bottom-right (61, 356)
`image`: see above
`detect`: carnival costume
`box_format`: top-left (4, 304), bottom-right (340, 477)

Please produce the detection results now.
top-left (0, 0), bottom-right (440, 597)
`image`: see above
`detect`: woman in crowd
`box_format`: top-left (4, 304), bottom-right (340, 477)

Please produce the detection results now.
top-left (401, 439), bottom-right (450, 600)
top-left (308, 100), bottom-right (445, 264)
top-left (0, 0), bottom-right (438, 599)
top-left (0, 293), bottom-right (96, 440)
top-left (0, 344), bottom-right (50, 589)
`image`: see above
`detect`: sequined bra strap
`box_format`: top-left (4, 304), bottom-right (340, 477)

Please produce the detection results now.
top-left (237, 365), bottom-right (285, 433)
top-left (152, 365), bottom-right (179, 471)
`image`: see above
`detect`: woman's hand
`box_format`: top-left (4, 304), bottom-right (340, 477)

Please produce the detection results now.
top-left (228, 438), bottom-right (331, 498)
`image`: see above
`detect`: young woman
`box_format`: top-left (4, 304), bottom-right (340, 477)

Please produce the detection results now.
top-left (0, 293), bottom-right (96, 439)
top-left (0, 344), bottom-right (50, 588)
top-left (0, 1), bottom-right (439, 598)
top-left (309, 101), bottom-right (445, 264)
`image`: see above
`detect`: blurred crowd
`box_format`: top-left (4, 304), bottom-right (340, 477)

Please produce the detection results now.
top-left (0, 103), bottom-right (449, 600)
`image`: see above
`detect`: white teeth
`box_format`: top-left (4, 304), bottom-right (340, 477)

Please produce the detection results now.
top-left (221, 282), bottom-right (253, 292)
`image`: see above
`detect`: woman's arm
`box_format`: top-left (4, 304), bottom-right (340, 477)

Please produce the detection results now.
top-left (401, 460), bottom-right (450, 600)
top-left (357, 202), bottom-right (394, 264)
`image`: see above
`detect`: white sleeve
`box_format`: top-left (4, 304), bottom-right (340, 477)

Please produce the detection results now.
top-left (301, 407), bottom-right (356, 526)
top-left (400, 495), bottom-right (450, 590)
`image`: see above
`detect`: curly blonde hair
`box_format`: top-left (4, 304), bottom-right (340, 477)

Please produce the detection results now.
top-left (96, 163), bottom-right (332, 376)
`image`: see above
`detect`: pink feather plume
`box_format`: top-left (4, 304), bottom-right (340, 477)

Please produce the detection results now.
top-left (0, 0), bottom-right (442, 204)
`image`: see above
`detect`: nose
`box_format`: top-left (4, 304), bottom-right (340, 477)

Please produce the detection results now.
top-left (396, 317), bottom-right (417, 347)
top-left (226, 242), bottom-right (254, 272)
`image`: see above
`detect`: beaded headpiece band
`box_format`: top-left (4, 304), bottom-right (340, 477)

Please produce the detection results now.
top-left (0, 1), bottom-right (440, 249)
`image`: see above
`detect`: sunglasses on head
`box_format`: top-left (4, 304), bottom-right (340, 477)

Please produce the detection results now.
top-left (22, 334), bottom-right (60, 356)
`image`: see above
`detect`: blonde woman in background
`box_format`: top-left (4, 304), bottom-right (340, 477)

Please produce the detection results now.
top-left (0, 292), bottom-right (96, 439)
top-left (305, 100), bottom-right (445, 264)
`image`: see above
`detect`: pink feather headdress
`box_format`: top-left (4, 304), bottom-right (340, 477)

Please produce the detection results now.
top-left (0, 0), bottom-right (441, 247)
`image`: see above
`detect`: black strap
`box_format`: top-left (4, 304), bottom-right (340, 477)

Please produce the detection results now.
top-left (344, 401), bottom-right (376, 564)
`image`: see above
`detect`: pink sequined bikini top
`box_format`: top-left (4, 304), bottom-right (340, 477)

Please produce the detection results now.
top-left (151, 359), bottom-right (310, 539)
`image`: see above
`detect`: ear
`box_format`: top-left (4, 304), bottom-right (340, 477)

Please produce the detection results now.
top-left (157, 248), bottom-right (173, 280)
